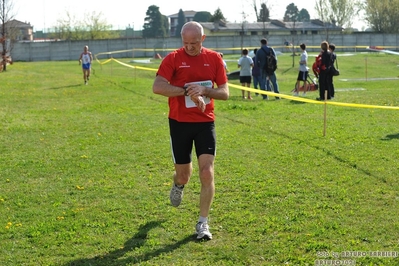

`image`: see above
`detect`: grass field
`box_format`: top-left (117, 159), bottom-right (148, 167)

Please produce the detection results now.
top-left (1, 51), bottom-right (399, 266)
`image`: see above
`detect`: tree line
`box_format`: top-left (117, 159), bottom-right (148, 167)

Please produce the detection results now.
top-left (1, 0), bottom-right (399, 43)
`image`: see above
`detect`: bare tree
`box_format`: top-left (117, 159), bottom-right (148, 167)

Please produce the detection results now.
top-left (315, 0), bottom-right (361, 38)
top-left (240, 11), bottom-right (248, 50)
top-left (51, 11), bottom-right (77, 40)
top-left (84, 11), bottom-right (117, 40)
top-left (0, 0), bottom-right (16, 71)
top-left (49, 11), bottom-right (116, 40)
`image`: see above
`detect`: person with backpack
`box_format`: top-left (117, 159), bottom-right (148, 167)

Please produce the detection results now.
top-left (316, 41), bottom-right (333, 101)
top-left (255, 38), bottom-right (280, 100)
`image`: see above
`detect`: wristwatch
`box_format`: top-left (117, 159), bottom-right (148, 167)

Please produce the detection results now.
top-left (183, 86), bottom-right (189, 96)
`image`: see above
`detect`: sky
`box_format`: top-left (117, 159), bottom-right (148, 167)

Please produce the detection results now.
top-left (13, 0), bottom-right (366, 31)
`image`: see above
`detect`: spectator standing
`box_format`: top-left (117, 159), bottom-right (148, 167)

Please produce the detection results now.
top-left (329, 43), bottom-right (337, 99)
top-left (255, 38), bottom-right (280, 100)
top-left (238, 48), bottom-right (254, 99)
top-left (316, 41), bottom-right (333, 100)
top-left (252, 48), bottom-right (261, 96)
top-left (219, 52), bottom-right (228, 72)
top-left (293, 43), bottom-right (309, 96)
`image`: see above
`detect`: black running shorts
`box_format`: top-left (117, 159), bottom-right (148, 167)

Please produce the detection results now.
top-left (169, 118), bottom-right (216, 164)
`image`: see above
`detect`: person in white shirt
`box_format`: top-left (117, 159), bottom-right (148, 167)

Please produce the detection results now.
top-left (79, 46), bottom-right (93, 85)
top-left (294, 43), bottom-right (309, 96)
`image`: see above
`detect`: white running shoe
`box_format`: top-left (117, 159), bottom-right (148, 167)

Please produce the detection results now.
top-left (196, 222), bottom-right (212, 240)
top-left (169, 184), bottom-right (184, 207)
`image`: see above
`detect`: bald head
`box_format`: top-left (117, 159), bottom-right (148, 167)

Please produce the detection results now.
top-left (181, 21), bottom-right (204, 36)
top-left (181, 21), bottom-right (206, 56)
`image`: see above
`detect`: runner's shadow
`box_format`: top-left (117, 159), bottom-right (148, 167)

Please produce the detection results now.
top-left (66, 220), bottom-right (195, 266)
top-left (47, 84), bottom-right (82, 90)
top-left (381, 132), bottom-right (399, 140)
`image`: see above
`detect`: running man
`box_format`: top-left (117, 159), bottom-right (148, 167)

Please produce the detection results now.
top-left (152, 21), bottom-right (229, 240)
top-left (79, 46), bottom-right (93, 85)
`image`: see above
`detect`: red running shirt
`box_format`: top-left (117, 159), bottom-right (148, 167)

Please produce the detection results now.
top-left (156, 47), bottom-right (227, 122)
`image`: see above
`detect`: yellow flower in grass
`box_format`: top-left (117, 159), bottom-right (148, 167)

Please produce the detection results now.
top-left (5, 222), bottom-right (12, 229)
top-left (76, 185), bottom-right (84, 190)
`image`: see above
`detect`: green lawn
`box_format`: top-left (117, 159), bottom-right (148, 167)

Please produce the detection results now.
top-left (1, 52), bottom-right (398, 266)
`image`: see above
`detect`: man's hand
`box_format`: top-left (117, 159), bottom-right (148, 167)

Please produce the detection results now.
top-left (190, 95), bottom-right (206, 112)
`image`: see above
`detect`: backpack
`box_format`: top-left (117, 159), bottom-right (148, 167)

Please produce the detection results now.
top-left (329, 53), bottom-right (340, 76)
top-left (312, 52), bottom-right (329, 76)
top-left (261, 47), bottom-right (277, 74)
top-left (312, 54), bottom-right (322, 77)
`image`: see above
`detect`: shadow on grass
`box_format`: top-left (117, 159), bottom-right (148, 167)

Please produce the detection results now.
top-left (282, 66), bottom-right (295, 74)
top-left (289, 100), bottom-right (306, 105)
top-left (47, 84), bottom-right (83, 90)
top-left (66, 220), bottom-right (196, 266)
top-left (381, 132), bottom-right (399, 140)
top-left (221, 114), bottom-right (380, 179)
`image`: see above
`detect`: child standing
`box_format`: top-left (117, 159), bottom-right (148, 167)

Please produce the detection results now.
top-left (238, 48), bottom-right (254, 99)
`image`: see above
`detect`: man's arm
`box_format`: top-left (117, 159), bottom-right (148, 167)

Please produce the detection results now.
top-left (152, 75), bottom-right (186, 97)
top-left (255, 50), bottom-right (262, 68)
top-left (198, 83), bottom-right (229, 100)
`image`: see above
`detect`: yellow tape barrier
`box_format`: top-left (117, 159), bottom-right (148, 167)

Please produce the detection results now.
top-left (96, 58), bottom-right (399, 110)
top-left (93, 46), bottom-right (397, 55)
top-left (229, 84), bottom-right (399, 110)
top-left (95, 57), bottom-right (157, 72)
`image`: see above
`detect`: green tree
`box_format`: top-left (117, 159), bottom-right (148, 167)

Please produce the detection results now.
top-left (298, 8), bottom-right (310, 22)
top-left (284, 3), bottom-right (300, 67)
top-left (143, 5), bottom-right (167, 38)
top-left (258, 3), bottom-right (270, 22)
top-left (252, 1), bottom-right (270, 23)
top-left (252, 1), bottom-right (270, 36)
top-left (162, 14), bottom-right (169, 36)
top-left (363, 0), bottom-right (399, 33)
top-left (175, 9), bottom-right (185, 37)
top-left (210, 7), bottom-right (226, 22)
top-left (284, 3), bottom-right (299, 22)
top-left (193, 11), bottom-right (212, 22)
